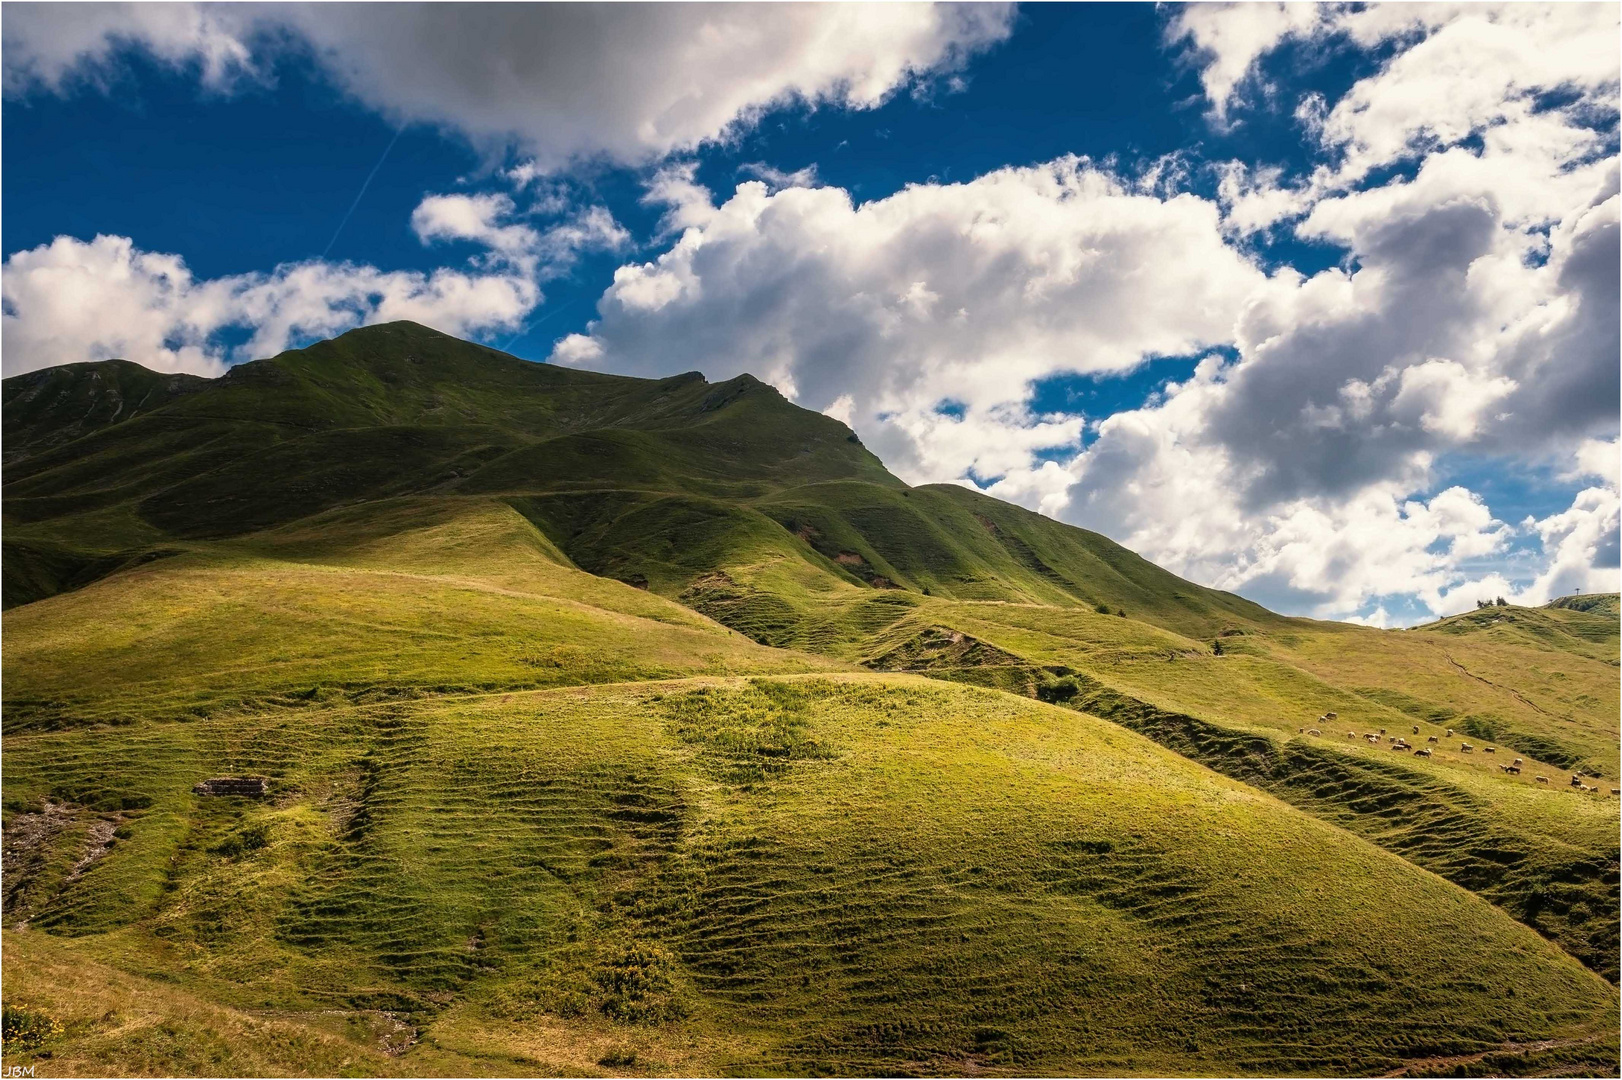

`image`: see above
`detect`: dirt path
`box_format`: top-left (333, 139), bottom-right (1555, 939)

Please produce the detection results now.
top-left (1440, 649), bottom-right (1553, 717)
top-left (1383, 1033), bottom-right (1609, 1077)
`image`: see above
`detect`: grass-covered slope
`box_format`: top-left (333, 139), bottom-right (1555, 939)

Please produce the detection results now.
top-left (2, 358), bottom-right (208, 465)
top-left (862, 597), bottom-right (1622, 983)
top-left (4, 324), bottom-right (1619, 1076)
top-left (4, 674), bottom-right (1616, 1076)
top-left (1, 321), bottom-right (1267, 640)
top-left (1545, 592), bottom-right (1621, 617)
top-left (3, 499), bottom-right (836, 733)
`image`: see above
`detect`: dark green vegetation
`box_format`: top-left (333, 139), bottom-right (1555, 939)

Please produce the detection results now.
top-left (4, 323), bottom-right (1618, 1076)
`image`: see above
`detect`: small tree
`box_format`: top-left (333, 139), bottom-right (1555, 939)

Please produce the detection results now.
top-left (1495, 596), bottom-right (1508, 607)
top-left (1212, 639), bottom-right (1224, 656)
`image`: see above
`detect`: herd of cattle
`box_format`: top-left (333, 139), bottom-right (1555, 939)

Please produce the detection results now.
top-left (1295, 712), bottom-right (1617, 796)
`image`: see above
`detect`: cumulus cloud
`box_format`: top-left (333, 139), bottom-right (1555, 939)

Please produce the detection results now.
top-left (2, 175), bottom-right (633, 377)
top-left (554, 156), bottom-right (1266, 484)
top-left (1, 228), bottom-right (542, 378)
top-left (1, 2), bottom-right (255, 92)
top-left (3, 2), bottom-right (1014, 169)
top-left (1517, 483), bottom-right (1621, 606)
top-left (557, 3), bottom-right (1618, 622)
top-left (1165, 2), bottom-right (1325, 126)
top-left (1200, 3), bottom-right (1621, 233)
top-left (410, 193), bottom-right (629, 276)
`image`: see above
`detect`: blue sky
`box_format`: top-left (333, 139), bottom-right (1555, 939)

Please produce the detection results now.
top-left (3, 3), bottom-right (1617, 623)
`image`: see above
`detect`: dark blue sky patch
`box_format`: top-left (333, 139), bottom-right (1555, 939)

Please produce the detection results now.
top-left (1029, 354), bottom-right (1207, 420)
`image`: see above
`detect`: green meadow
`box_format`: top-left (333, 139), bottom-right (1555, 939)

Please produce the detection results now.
top-left (3, 323), bottom-right (1617, 1076)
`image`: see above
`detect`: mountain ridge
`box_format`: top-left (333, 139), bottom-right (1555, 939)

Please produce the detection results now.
top-left (1, 320), bottom-right (1260, 639)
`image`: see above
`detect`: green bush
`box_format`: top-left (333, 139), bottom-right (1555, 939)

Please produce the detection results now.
top-left (210, 822), bottom-right (269, 858)
top-left (2, 1004), bottom-right (63, 1050)
top-left (594, 941), bottom-right (687, 1024)
top-left (1036, 674), bottom-right (1079, 703)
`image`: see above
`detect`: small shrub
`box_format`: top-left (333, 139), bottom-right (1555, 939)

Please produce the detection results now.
top-left (595, 940), bottom-right (687, 1024)
top-left (1094, 603), bottom-right (1111, 614)
top-left (2, 1004), bottom-right (63, 1050)
top-left (211, 822), bottom-right (269, 858)
top-left (664, 682), bottom-right (836, 783)
top-left (1036, 674), bottom-right (1079, 703)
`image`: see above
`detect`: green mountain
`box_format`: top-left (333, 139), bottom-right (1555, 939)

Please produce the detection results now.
top-left (3, 323), bottom-right (1617, 1077)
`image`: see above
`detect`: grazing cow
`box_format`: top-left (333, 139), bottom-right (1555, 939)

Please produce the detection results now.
top-left (1485, 747), bottom-right (1496, 754)
top-left (1412, 725), bottom-right (1420, 735)
top-left (1414, 748), bottom-right (1432, 758)
top-left (1536, 776), bottom-right (1549, 784)
top-left (1346, 731), bottom-right (1356, 739)
top-left (1298, 727), bottom-right (1305, 733)
top-left (1461, 743), bottom-right (1474, 753)
top-left (1325, 711), bottom-right (1338, 720)
top-left (1446, 729), bottom-right (1454, 737)
top-left (1379, 728), bottom-right (1386, 736)
top-left (1501, 765), bottom-right (1521, 775)
top-left (1571, 775), bottom-right (1585, 787)
top-left (1307, 729), bottom-right (1321, 736)
top-left (1512, 758), bottom-right (1523, 766)
top-left (1580, 784), bottom-right (1595, 793)
top-left (1427, 736), bottom-right (1439, 743)
top-left (1612, 788), bottom-right (1620, 796)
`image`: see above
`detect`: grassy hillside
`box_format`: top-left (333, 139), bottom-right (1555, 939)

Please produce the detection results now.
top-left (5, 670), bottom-right (1616, 1075)
top-left (1545, 593), bottom-right (1621, 617)
top-left (860, 596), bottom-right (1621, 981)
top-left (4, 324), bottom-right (1618, 1076)
top-left (2, 359), bottom-right (208, 465)
top-left (1, 322), bottom-right (1266, 638)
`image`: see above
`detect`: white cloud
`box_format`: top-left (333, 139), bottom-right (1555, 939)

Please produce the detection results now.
top-left (1518, 484), bottom-right (1620, 606)
top-left (1317, 4), bottom-right (1619, 186)
top-left (738, 162), bottom-right (821, 192)
top-left (411, 193), bottom-right (629, 278)
top-left (1, 233), bottom-right (538, 377)
top-left (1, 2), bottom-right (254, 93)
top-left (1571, 437), bottom-right (1620, 489)
top-left (1389, 360), bottom-right (1516, 442)
top-left (1202, 3), bottom-right (1620, 233)
top-left (1165, 2), bottom-right (1326, 126)
top-left (0, 179), bottom-right (634, 377)
top-left (3, 3), bottom-right (1015, 170)
top-left (411, 193), bottom-right (543, 266)
top-left (555, 3), bottom-right (1618, 622)
top-left (552, 156), bottom-right (1266, 490)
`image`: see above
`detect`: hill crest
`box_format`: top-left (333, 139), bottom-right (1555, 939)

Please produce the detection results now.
top-left (1, 321), bottom-right (1254, 638)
